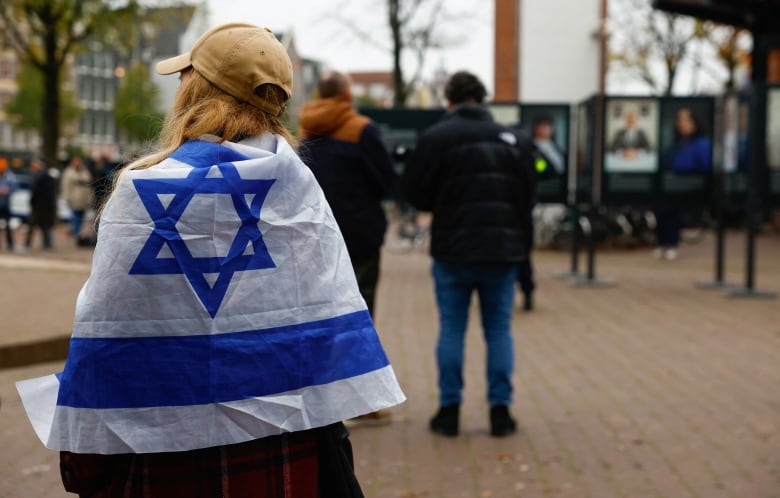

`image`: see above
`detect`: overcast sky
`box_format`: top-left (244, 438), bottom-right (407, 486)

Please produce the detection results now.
top-left (203, 0), bottom-right (495, 93)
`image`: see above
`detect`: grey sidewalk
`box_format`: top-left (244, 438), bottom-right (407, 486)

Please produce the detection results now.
top-left (1, 227), bottom-right (779, 497)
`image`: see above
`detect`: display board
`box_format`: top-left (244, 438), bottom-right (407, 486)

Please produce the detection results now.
top-left (358, 107), bottom-right (447, 204)
top-left (719, 92), bottom-right (751, 198)
top-left (767, 85), bottom-right (780, 203)
top-left (358, 107), bottom-right (446, 164)
top-left (486, 102), bottom-right (521, 126)
top-left (595, 96), bottom-right (716, 206)
top-left (575, 97), bottom-right (595, 204)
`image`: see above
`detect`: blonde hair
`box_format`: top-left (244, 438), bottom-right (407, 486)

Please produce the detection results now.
top-left (98, 71), bottom-right (294, 221)
top-left (127, 70), bottom-right (294, 172)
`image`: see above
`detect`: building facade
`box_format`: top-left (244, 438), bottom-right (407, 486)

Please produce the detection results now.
top-left (74, 48), bottom-right (119, 160)
top-left (0, 48), bottom-right (41, 160)
top-left (494, 0), bottom-right (604, 102)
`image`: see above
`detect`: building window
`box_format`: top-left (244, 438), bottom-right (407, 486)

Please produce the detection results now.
top-left (1, 122), bottom-right (11, 148)
top-left (0, 57), bottom-right (10, 78)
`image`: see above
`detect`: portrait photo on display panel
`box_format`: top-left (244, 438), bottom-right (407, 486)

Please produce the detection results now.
top-left (518, 105), bottom-right (569, 175)
top-left (659, 98), bottom-right (715, 174)
top-left (604, 98), bottom-right (659, 174)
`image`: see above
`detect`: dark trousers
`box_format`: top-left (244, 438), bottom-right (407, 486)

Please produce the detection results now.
top-left (25, 216), bottom-right (52, 249)
top-left (352, 250), bottom-right (381, 317)
top-left (0, 206), bottom-right (13, 249)
top-left (517, 257), bottom-right (535, 296)
top-left (655, 208), bottom-right (682, 247)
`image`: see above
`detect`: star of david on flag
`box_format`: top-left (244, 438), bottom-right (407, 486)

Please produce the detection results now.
top-left (130, 161), bottom-right (275, 318)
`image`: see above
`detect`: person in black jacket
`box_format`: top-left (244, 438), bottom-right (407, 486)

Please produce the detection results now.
top-left (403, 71), bottom-right (535, 437)
top-left (23, 158), bottom-right (57, 251)
top-left (299, 70), bottom-right (398, 425)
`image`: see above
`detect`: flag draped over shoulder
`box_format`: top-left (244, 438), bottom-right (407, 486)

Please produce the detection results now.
top-left (17, 135), bottom-right (405, 455)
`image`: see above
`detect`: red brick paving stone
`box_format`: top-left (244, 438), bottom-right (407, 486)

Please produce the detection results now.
top-left (579, 297), bottom-right (755, 497)
top-left (611, 290), bottom-right (777, 495)
top-left (1, 229), bottom-right (780, 498)
top-left (520, 314), bottom-right (645, 498)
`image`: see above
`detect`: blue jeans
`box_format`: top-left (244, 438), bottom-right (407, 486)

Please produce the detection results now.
top-left (432, 261), bottom-right (517, 407)
top-left (70, 209), bottom-right (85, 237)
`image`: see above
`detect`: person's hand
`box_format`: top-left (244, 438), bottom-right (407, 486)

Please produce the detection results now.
top-left (621, 148), bottom-right (639, 159)
top-left (0, 186), bottom-right (9, 195)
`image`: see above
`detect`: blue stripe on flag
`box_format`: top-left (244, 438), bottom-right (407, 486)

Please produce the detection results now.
top-left (169, 140), bottom-right (250, 168)
top-left (57, 310), bottom-right (389, 409)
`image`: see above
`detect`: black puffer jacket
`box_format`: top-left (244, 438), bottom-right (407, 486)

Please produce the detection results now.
top-left (403, 104), bottom-right (535, 263)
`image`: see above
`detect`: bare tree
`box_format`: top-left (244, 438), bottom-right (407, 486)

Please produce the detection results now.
top-left (608, 0), bottom-right (753, 95)
top-left (706, 25), bottom-right (752, 91)
top-left (333, 0), bottom-right (468, 107)
top-left (609, 0), bottom-right (707, 95)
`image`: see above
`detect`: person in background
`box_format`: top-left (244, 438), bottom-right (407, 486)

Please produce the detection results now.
top-left (654, 106), bottom-right (713, 260)
top-left (299, 70), bottom-right (398, 425)
top-left (91, 155), bottom-right (118, 213)
top-left (403, 71), bottom-right (535, 438)
top-left (514, 115), bottom-right (564, 312)
top-left (17, 22), bottom-right (404, 498)
top-left (60, 155), bottom-right (93, 242)
top-left (0, 157), bottom-right (18, 252)
top-left (22, 158), bottom-right (57, 252)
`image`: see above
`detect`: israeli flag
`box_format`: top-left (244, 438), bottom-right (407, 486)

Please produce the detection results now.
top-left (17, 135), bottom-right (405, 454)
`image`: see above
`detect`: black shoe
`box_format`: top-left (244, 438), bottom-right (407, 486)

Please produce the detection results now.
top-left (522, 292), bottom-right (533, 311)
top-left (490, 405), bottom-right (517, 437)
top-left (429, 405), bottom-right (459, 436)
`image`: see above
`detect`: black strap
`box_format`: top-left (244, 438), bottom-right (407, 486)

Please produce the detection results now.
top-left (317, 422), bottom-right (365, 498)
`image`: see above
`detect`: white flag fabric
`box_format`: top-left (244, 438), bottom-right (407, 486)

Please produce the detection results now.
top-left (17, 134), bottom-right (405, 455)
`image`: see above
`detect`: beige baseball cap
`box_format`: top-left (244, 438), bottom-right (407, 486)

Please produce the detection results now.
top-left (156, 23), bottom-right (293, 116)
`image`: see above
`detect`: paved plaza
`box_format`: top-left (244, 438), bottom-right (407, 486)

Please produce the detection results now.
top-left (1, 223), bottom-right (779, 497)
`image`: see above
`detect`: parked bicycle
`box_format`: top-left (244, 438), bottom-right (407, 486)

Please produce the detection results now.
top-left (385, 205), bottom-right (429, 253)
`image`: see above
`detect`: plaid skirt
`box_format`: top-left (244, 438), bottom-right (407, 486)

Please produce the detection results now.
top-left (60, 423), bottom-right (363, 498)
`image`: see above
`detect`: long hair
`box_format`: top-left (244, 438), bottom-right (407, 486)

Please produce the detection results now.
top-left (127, 71), bottom-right (294, 172)
top-left (99, 71), bottom-right (294, 219)
top-left (674, 106), bottom-right (704, 142)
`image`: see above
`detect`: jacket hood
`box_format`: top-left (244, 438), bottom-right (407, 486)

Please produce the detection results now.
top-left (299, 98), bottom-right (357, 138)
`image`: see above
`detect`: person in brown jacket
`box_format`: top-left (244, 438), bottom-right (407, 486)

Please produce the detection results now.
top-left (60, 156), bottom-right (93, 241)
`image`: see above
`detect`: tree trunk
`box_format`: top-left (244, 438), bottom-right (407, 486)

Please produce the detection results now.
top-left (42, 23), bottom-right (61, 169)
top-left (389, 0), bottom-right (406, 108)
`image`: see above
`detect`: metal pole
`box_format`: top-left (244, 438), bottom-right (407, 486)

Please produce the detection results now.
top-left (728, 31), bottom-right (776, 298)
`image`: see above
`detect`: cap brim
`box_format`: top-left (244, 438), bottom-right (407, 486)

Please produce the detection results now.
top-left (156, 52), bottom-right (192, 75)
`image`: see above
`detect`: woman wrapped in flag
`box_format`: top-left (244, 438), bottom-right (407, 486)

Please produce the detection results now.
top-left (17, 23), bottom-right (405, 497)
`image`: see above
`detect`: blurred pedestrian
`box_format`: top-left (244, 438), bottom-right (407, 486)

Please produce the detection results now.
top-left (299, 70), bottom-right (398, 425)
top-left (0, 156), bottom-right (18, 251)
top-left (654, 106), bottom-right (714, 260)
top-left (403, 71), bottom-right (536, 437)
top-left (17, 22), bottom-right (403, 498)
top-left (60, 155), bottom-right (93, 242)
top-left (22, 158), bottom-right (57, 251)
top-left (91, 155), bottom-right (117, 212)
top-left (513, 115), bottom-right (564, 312)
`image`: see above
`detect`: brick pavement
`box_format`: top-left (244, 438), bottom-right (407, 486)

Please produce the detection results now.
top-left (1, 224), bottom-right (779, 498)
